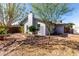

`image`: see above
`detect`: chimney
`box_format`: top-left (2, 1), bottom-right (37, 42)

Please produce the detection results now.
top-left (28, 11), bottom-right (34, 26)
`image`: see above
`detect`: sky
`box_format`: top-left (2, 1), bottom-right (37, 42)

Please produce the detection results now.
top-left (26, 3), bottom-right (79, 25)
top-left (63, 3), bottom-right (79, 25)
top-left (26, 3), bottom-right (32, 13)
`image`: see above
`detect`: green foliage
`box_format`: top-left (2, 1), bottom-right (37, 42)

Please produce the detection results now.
top-left (19, 26), bottom-right (24, 33)
top-left (0, 3), bottom-right (28, 26)
top-left (68, 23), bottom-right (75, 25)
top-left (29, 26), bottom-right (37, 33)
top-left (32, 3), bottom-right (72, 22)
top-left (0, 26), bottom-right (7, 34)
top-left (66, 23), bottom-right (75, 28)
top-left (32, 3), bottom-right (72, 36)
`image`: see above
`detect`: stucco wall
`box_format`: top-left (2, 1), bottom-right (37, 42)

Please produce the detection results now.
top-left (24, 13), bottom-right (33, 34)
top-left (24, 12), bottom-right (66, 35)
top-left (24, 13), bottom-right (47, 36)
top-left (37, 22), bottom-right (46, 36)
top-left (73, 25), bottom-right (79, 34)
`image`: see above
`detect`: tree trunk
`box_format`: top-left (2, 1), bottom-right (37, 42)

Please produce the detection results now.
top-left (48, 30), bottom-right (51, 39)
top-left (47, 24), bottom-right (55, 40)
top-left (47, 25), bottom-right (51, 39)
top-left (7, 18), bottom-right (13, 27)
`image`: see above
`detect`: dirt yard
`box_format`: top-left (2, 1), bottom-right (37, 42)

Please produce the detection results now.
top-left (0, 33), bottom-right (79, 56)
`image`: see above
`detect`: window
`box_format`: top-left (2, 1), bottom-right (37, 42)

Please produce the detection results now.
top-left (37, 24), bottom-right (40, 30)
top-left (37, 24), bottom-right (40, 27)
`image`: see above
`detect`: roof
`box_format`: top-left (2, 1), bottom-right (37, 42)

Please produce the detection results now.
top-left (55, 23), bottom-right (68, 25)
top-left (18, 13), bottom-right (68, 26)
top-left (19, 17), bottom-right (28, 25)
top-left (34, 17), bottom-right (68, 25)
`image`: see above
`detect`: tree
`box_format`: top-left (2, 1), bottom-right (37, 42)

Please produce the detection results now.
top-left (66, 23), bottom-right (75, 33)
top-left (32, 3), bottom-right (72, 38)
top-left (0, 4), bottom-right (5, 26)
top-left (0, 3), bottom-right (28, 26)
top-left (67, 23), bottom-right (75, 28)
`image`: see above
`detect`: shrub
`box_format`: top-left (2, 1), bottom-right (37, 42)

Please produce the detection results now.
top-left (0, 26), bottom-right (24, 34)
top-left (19, 26), bottom-right (24, 33)
top-left (0, 26), bottom-right (7, 34)
top-left (29, 26), bottom-right (37, 34)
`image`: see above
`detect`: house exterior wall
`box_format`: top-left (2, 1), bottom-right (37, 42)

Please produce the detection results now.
top-left (37, 22), bottom-right (46, 36)
top-left (24, 13), bottom-right (47, 36)
top-left (45, 26), bottom-right (54, 35)
top-left (73, 25), bottom-right (79, 34)
top-left (24, 12), bottom-right (66, 36)
top-left (24, 12), bottom-right (34, 34)
top-left (37, 22), bottom-right (54, 35)
top-left (55, 25), bottom-right (64, 34)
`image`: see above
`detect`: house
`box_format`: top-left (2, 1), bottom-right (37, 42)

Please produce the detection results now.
top-left (22, 12), bottom-right (69, 36)
top-left (12, 12), bottom-right (71, 36)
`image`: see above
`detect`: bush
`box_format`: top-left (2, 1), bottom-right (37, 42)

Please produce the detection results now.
top-left (29, 26), bottom-right (37, 34)
top-left (0, 26), bottom-right (7, 34)
top-left (19, 26), bottom-right (24, 33)
top-left (0, 26), bottom-right (24, 34)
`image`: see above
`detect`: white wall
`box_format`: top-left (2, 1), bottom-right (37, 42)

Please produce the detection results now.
top-left (27, 12), bottom-right (33, 27)
top-left (24, 13), bottom-right (33, 34)
top-left (24, 13), bottom-right (46, 36)
top-left (37, 22), bottom-right (46, 36)
top-left (73, 25), bottom-right (79, 34)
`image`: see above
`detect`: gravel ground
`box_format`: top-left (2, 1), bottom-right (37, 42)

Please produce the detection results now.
top-left (0, 33), bottom-right (79, 56)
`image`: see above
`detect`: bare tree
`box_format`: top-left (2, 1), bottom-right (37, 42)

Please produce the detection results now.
top-left (0, 3), bottom-right (28, 26)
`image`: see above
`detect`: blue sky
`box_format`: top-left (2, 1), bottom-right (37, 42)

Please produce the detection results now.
top-left (25, 3), bottom-right (32, 13)
top-left (62, 3), bottom-right (79, 25)
top-left (27, 3), bottom-right (79, 25)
